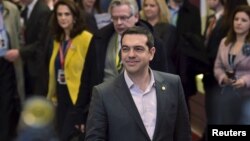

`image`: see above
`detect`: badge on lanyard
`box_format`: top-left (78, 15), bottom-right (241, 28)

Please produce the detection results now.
top-left (0, 9), bottom-right (8, 57)
top-left (57, 40), bottom-right (72, 85)
top-left (57, 69), bottom-right (66, 85)
top-left (0, 32), bottom-right (4, 48)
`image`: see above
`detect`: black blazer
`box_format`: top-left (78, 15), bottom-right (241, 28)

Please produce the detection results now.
top-left (20, 0), bottom-right (51, 94)
top-left (203, 15), bottom-right (228, 86)
top-left (205, 16), bottom-right (228, 70)
top-left (174, 1), bottom-right (202, 97)
top-left (85, 71), bottom-right (191, 141)
top-left (20, 0), bottom-right (51, 76)
top-left (154, 23), bottom-right (178, 73)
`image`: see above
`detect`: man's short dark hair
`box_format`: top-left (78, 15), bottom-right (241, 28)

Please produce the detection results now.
top-left (121, 26), bottom-right (154, 48)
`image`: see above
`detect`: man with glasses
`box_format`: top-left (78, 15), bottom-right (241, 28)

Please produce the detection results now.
top-left (82, 0), bottom-right (167, 100)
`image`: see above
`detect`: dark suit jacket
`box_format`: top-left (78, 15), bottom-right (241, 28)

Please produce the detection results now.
top-left (176, 1), bottom-right (201, 36)
top-left (20, 0), bottom-right (51, 75)
top-left (205, 16), bottom-right (228, 72)
top-left (175, 1), bottom-right (201, 97)
top-left (20, 0), bottom-right (51, 94)
top-left (85, 71), bottom-right (191, 141)
top-left (203, 15), bottom-right (228, 87)
top-left (154, 23), bottom-right (178, 73)
top-left (82, 20), bottom-right (168, 102)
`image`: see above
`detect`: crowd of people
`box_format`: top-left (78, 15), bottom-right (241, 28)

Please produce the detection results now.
top-left (0, 0), bottom-right (250, 141)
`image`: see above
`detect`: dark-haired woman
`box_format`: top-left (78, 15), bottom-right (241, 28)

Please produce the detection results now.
top-left (47, 0), bottom-right (93, 140)
top-left (214, 5), bottom-right (250, 124)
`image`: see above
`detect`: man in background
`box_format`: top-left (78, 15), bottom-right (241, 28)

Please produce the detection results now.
top-left (5, 0), bottom-right (51, 97)
top-left (0, 0), bottom-right (24, 140)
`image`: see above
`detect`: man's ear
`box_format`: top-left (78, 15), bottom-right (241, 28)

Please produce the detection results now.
top-left (134, 13), bottom-right (139, 23)
top-left (149, 47), bottom-right (156, 61)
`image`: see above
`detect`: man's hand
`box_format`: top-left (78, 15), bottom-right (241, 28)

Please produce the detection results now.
top-left (5, 49), bottom-right (20, 62)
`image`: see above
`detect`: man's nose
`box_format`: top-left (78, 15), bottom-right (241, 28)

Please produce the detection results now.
top-left (128, 49), bottom-right (136, 57)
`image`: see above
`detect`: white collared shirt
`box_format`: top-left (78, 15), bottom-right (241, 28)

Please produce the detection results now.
top-left (215, 8), bottom-right (224, 22)
top-left (124, 69), bottom-right (157, 140)
top-left (27, 0), bottom-right (38, 19)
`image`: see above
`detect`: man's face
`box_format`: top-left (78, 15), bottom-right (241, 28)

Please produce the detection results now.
top-left (207, 0), bottom-right (220, 10)
top-left (111, 4), bottom-right (139, 35)
top-left (121, 34), bottom-right (155, 76)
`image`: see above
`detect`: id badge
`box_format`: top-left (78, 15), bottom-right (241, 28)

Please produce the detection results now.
top-left (0, 33), bottom-right (7, 57)
top-left (57, 69), bottom-right (66, 85)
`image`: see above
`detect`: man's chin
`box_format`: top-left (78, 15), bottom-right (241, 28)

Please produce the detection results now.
top-left (116, 29), bottom-right (126, 34)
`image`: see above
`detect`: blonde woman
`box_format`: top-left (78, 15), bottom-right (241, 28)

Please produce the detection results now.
top-left (141, 0), bottom-right (178, 73)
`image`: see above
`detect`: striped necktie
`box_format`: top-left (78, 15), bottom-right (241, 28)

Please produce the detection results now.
top-left (116, 34), bottom-right (123, 72)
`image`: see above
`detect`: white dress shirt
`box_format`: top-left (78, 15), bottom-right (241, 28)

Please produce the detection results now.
top-left (27, 0), bottom-right (38, 19)
top-left (124, 69), bottom-right (157, 140)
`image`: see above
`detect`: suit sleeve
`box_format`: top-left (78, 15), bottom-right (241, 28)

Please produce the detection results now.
top-left (174, 76), bottom-right (192, 141)
top-left (19, 8), bottom-right (51, 60)
top-left (85, 87), bottom-right (108, 141)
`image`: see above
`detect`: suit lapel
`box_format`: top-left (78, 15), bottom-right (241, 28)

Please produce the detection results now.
top-left (234, 51), bottom-right (247, 68)
top-left (114, 74), bottom-right (151, 140)
top-left (26, 1), bottom-right (40, 30)
top-left (221, 44), bottom-right (231, 69)
top-left (152, 73), bottom-right (173, 140)
top-left (222, 43), bottom-right (246, 69)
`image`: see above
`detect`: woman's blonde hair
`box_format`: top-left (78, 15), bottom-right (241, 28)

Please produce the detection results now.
top-left (140, 0), bottom-right (170, 24)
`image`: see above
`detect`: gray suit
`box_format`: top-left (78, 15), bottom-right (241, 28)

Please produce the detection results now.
top-left (0, 1), bottom-right (24, 140)
top-left (3, 0), bottom-right (25, 102)
top-left (85, 71), bottom-right (191, 141)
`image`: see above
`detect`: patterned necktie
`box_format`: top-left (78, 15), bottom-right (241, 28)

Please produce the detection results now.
top-left (116, 35), bottom-right (123, 73)
top-left (117, 48), bottom-right (122, 72)
top-left (205, 15), bottom-right (216, 45)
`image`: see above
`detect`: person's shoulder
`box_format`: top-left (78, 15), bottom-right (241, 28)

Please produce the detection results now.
top-left (153, 71), bottom-right (180, 82)
top-left (37, 0), bottom-right (51, 11)
top-left (3, 1), bottom-right (18, 10)
top-left (156, 23), bottom-right (176, 32)
top-left (219, 37), bottom-right (228, 47)
top-left (94, 78), bottom-right (118, 94)
top-left (99, 23), bottom-right (114, 36)
top-left (81, 30), bottom-right (93, 37)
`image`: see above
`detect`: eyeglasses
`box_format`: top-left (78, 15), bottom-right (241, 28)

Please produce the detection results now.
top-left (111, 14), bottom-right (133, 22)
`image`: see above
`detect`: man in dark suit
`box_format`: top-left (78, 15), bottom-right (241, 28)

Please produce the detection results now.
top-left (199, 1), bottom-right (226, 141)
top-left (5, 0), bottom-right (51, 97)
top-left (85, 26), bottom-right (191, 141)
top-left (82, 0), bottom-right (167, 101)
top-left (203, 0), bottom-right (226, 125)
top-left (167, 0), bottom-right (201, 111)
